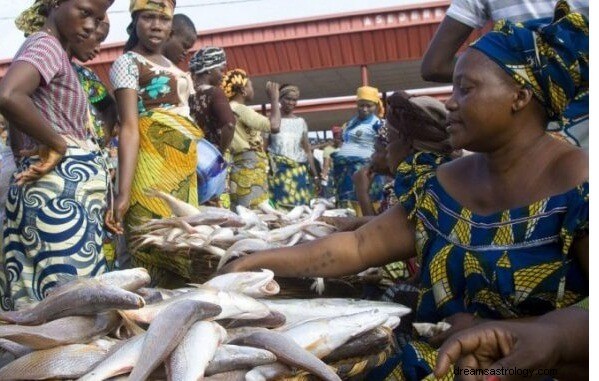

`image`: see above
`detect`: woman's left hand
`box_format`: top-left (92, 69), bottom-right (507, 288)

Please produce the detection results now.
top-left (428, 312), bottom-right (480, 347)
top-left (14, 145), bottom-right (64, 186)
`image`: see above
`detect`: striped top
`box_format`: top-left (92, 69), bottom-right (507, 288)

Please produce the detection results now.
top-left (446, 0), bottom-right (589, 28)
top-left (10, 32), bottom-right (89, 153)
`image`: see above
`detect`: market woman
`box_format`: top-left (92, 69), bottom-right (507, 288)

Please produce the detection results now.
top-left (0, 0), bottom-right (114, 310)
top-left (267, 84), bottom-right (319, 208)
top-left (332, 86), bottom-right (386, 214)
top-left (222, 3), bottom-right (588, 379)
top-left (107, 0), bottom-right (203, 286)
top-left (222, 69), bottom-right (281, 209)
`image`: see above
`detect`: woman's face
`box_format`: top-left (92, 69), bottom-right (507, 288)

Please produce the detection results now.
top-left (135, 10), bottom-right (173, 53)
top-left (445, 49), bottom-right (519, 151)
top-left (54, 0), bottom-right (111, 51)
top-left (280, 91), bottom-right (299, 114)
top-left (71, 21), bottom-right (109, 62)
top-left (162, 29), bottom-right (196, 64)
top-left (371, 142), bottom-right (390, 175)
top-left (385, 124), bottom-right (412, 174)
top-left (208, 65), bottom-right (226, 87)
top-left (357, 100), bottom-right (377, 120)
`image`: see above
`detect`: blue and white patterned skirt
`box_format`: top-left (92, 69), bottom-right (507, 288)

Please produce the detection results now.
top-left (0, 145), bottom-right (108, 310)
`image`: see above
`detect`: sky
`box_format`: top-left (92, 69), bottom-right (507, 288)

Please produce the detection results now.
top-left (0, 0), bottom-right (421, 60)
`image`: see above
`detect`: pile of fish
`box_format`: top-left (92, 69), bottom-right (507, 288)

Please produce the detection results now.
top-left (0, 268), bottom-right (411, 380)
top-left (131, 190), bottom-right (355, 271)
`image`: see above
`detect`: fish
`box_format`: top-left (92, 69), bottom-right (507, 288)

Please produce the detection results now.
top-left (205, 370), bottom-right (248, 381)
top-left (0, 338), bottom-right (32, 358)
top-left (220, 310), bottom-right (286, 329)
top-left (0, 279), bottom-right (145, 325)
top-left (78, 334), bottom-right (145, 381)
top-left (284, 206), bottom-right (305, 221)
top-left (95, 268), bottom-right (151, 291)
top-left (218, 239), bottom-right (273, 269)
top-left (205, 345), bottom-right (277, 376)
top-left (128, 300), bottom-right (222, 381)
top-left (236, 206), bottom-right (268, 229)
top-left (0, 343), bottom-right (110, 380)
top-left (203, 269), bottom-right (280, 297)
top-left (261, 298), bottom-right (411, 329)
top-left (166, 321), bottom-right (227, 381)
top-left (145, 189), bottom-right (200, 217)
top-left (230, 330), bottom-right (340, 381)
top-left (122, 288), bottom-right (270, 324)
top-left (322, 326), bottom-right (393, 363)
top-left (281, 310), bottom-right (389, 358)
top-left (0, 312), bottom-right (121, 350)
top-left (245, 362), bottom-right (292, 381)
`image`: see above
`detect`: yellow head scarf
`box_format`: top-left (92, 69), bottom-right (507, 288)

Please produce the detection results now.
top-left (130, 0), bottom-right (175, 17)
top-left (356, 86), bottom-right (384, 118)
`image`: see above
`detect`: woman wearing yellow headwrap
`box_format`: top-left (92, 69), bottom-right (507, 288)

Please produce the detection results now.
top-left (331, 85), bottom-right (386, 215)
top-left (222, 69), bottom-right (281, 210)
top-left (106, 0), bottom-right (204, 286)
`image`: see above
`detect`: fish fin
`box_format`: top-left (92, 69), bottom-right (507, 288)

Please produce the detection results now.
top-left (115, 310), bottom-right (146, 338)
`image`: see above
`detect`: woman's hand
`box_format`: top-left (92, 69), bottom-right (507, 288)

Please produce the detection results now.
top-left (265, 81), bottom-right (280, 101)
top-left (352, 166), bottom-right (375, 189)
top-left (105, 193), bottom-right (130, 235)
top-left (428, 312), bottom-right (480, 347)
top-left (14, 144), bottom-right (65, 186)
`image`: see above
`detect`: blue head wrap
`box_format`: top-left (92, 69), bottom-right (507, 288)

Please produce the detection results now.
top-left (471, 0), bottom-right (588, 128)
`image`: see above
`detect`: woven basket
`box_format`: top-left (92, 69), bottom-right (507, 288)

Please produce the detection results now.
top-left (282, 341), bottom-right (396, 380)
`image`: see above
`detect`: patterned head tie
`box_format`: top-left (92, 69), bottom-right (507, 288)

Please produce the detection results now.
top-left (189, 47), bottom-right (227, 75)
top-left (15, 0), bottom-right (65, 37)
top-left (279, 84), bottom-right (300, 100)
top-left (130, 0), bottom-right (175, 17)
top-left (356, 86), bottom-right (385, 118)
top-left (222, 68), bottom-right (249, 100)
top-left (471, 0), bottom-right (588, 127)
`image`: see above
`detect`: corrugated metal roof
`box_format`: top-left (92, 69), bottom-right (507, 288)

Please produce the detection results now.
top-left (1, 1), bottom-right (460, 83)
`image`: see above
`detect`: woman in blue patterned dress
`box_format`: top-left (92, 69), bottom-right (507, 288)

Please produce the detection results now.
top-left (332, 86), bottom-right (387, 214)
top-left (221, 3), bottom-right (588, 380)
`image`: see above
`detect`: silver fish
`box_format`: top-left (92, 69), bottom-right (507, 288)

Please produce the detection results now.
top-left (203, 269), bottom-right (280, 297)
top-left (122, 288), bottom-right (270, 324)
top-left (0, 280), bottom-right (145, 325)
top-left (0, 343), bottom-right (109, 380)
top-left (230, 330), bottom-right (340, 381)
top-left (166, 321), bottom-right (227, 381)
top-left (128, 300), bottom-right (222, 381)
top-left (95, 268), bottom-right (151, 291)
top-left (78, 334), bottom-right (145, 381)
top-left (145, 189), bottom-right (200, 217)
top-left (205, 345), bottom-right (277, 376)
top-left (0, 312), bottom-right (120, 350)
top-left (0, 338), bottom-right (32, 358)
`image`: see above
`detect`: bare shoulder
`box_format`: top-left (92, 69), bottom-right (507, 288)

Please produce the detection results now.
top-left (437, 154), bottom-right (479, 182)
top-left (546, 140), bottom-right (588, 189)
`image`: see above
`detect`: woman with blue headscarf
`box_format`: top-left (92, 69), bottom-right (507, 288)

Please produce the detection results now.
top-left (220, 2), bottom-right (588, 380)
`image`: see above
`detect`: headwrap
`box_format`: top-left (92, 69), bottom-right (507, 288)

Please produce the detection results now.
top-left (356, 86), bottom-right (384, 118)
top-left (15, 0), bottom-right (65, 37)
top-left (222, 68), bottom-right (249, 100)
top-left (386, 92), bottom-right (453, 155)
top-left (279, 85), bottom-right (300, 100)
top-left (130, 0), bottom-right (175, 17)
top-left (470, 0), bottom-right (588, 127)
top-left (189, 47), bottom-right (226, 74)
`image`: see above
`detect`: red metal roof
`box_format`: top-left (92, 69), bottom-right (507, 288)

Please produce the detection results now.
top-left (0, 1), bottom-right (483, 85)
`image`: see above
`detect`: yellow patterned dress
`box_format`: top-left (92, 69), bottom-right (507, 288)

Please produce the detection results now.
top-left (381, 153), bottom-right (588, 381)
top-left (110, 52), bottom-right (203, 286)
